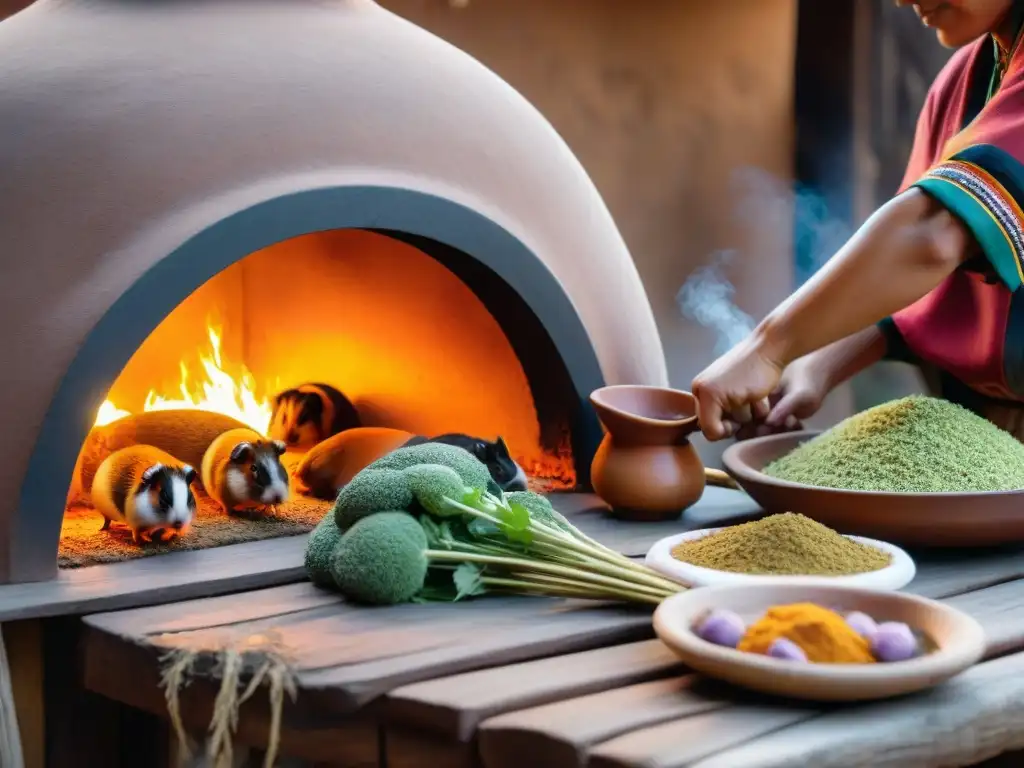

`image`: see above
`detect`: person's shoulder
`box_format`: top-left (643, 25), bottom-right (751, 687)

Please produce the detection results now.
top-left (924, 41), bottom-right (981, 115)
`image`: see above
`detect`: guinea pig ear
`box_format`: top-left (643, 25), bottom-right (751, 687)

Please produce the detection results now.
top-left (271, 439), bottom-right (287, 456)
top-left (229, 442), bottom-right (255, 463)
top-left (140, 463), bottom-right (164, 487)
top-left (494, 436), bottom-right (510, 457)
top-left (181, 465), bottom-right (197, 486)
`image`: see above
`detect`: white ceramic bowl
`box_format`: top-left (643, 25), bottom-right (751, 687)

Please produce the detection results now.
top-left (653, 584), bottom-right (986, 702)
top-left (645, 527), bottom-right (916, 590)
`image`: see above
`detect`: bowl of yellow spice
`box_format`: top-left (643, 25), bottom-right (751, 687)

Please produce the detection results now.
top-left (644, 512), bottom-right (916, 590)
top-left (653, 583), bottom-right (986, 702)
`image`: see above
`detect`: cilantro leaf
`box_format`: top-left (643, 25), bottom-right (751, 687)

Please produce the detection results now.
top-left (453, 563), bottom-right (487, 601)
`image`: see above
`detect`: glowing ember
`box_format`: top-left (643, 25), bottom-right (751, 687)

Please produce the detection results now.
top-left (94, 324), bottom-right (273, 435)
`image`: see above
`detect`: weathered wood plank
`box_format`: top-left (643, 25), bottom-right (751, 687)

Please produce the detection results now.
top-left (86, 592), bottom-right (655, 715)
top-left (385, 639), bottom-right (684, 740)
top-left (384, 729), bottom-right (472, 768)
top-left (476, 575), bottom-right (1024, 768)
top-left (944, 579), bottom-right (1024, 657)
top-left (906, 547), bottom-right (1024, 599)
top-left (587, 705), bottom-right (818, 768)
top-left (0, 534), bottom-right (310, 622)
top-left (561, 488), bottom-right (761, 558)
top-left (85, 581), bottom-right (343, 635)
top-left (11, 490), bottom-right (750, 623)
top-left (298, 603), bottom-right (654, 712)
top-left (82, 622), bottom-right (382, 766)
top-left (477, 677), bottom-right (729, 768)
top-left (684, 652), bottom-right (1024, 768)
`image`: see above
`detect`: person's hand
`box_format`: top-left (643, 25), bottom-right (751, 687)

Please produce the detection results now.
top-left (734, 357), bottom-right (831, 440)
top-left (691, 337), bottom-right (784, 441)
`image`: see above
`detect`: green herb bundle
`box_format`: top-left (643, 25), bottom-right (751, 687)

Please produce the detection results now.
top-left (305, 443), bottom-right (684, 606)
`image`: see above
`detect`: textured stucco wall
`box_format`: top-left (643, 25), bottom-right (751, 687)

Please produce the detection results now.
top-left (380, 0), bottom-right (798, 460)
top-left (379, 0), bottom-right (797, 389)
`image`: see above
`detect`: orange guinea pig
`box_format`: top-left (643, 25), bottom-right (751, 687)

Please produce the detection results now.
top-left (294, 427), bottom-right (415, 500)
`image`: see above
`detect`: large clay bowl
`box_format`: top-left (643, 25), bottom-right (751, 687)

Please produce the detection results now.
top-left (654, 584), bottom-right (986, 702)
top-left (722, 431), bottom-right (1024, 547)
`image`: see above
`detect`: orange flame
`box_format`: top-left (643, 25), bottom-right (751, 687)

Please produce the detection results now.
top-left (93, 324), bottom-right (273, 435)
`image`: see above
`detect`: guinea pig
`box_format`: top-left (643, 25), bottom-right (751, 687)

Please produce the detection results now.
top-left (403, 434), bottom-right (528, 492)
top-left (201, 428), bottom-right (291, 514)
top-left (294, 427), bottom-right (416, 500)
top-left (91, 445), bottom-right (197, 545)
top-left (269, 383), bottom-right (361, 452)
top-left (76, 409), bottom-right (251, 501)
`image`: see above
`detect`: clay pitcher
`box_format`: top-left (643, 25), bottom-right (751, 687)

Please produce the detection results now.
top-left (589, 385), bottom-right (705, 521)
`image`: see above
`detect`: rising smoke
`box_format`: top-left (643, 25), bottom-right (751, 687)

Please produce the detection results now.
top-left (675, 166), bottom-right (853, 356)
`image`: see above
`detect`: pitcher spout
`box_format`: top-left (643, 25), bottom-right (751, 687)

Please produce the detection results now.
top-left (589, 385), bottom-right (700, 447)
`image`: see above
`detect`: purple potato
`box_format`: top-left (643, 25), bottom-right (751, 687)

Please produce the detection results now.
top-left (767, 637), bottom-right (808, 662)
top-left (871, 621), bottom-right (919, 662)
top-left (695, 609), bottom-right (746, 648)
top-left (845, 610), bottom-right (879, 640)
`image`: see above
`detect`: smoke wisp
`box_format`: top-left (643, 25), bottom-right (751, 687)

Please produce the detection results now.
top-left (675, 166), bottom-right (853, 356)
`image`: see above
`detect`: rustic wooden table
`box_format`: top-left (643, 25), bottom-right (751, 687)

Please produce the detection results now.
top-left (75, 491), bottom-right (1024, 768)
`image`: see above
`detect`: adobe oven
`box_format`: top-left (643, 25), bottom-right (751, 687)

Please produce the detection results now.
top-left (0, 0), bottom-right (667, 584)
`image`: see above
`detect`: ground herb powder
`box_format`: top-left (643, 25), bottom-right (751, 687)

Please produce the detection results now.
top-left (763, 396), bottom-right (1024, 493)
top-left (671, 513), bottom-right (891, 575)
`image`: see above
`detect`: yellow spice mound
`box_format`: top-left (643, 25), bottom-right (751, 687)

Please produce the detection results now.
top-left (670, 512), bottom-right (891, 576)
top-left (738, 603), bottom-right (874, 663)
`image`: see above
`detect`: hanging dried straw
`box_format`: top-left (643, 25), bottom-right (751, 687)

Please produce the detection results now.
top-left (159, 630), bottom-right (297, 768)
top-left (0, 625), bottom-right (25, 768)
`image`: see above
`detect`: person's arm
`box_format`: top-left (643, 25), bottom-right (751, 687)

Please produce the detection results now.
top-left (763, 324), bottom-right (888, 427)
top-left (803, 324), bottom-right (888, 392)
top-left (691, 189), bottom-right (976, 439)
top-left (750, 188), bottom-right (977, 371)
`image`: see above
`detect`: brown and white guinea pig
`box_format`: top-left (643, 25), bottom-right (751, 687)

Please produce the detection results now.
top-left (269, 383), bottom-right (361, 452)
top-left (402, 434), bottom-right (529, 492)
top-left (91, 445), bottom-right (197, 545)
top-left (201, 428), bottom-right (291, 514)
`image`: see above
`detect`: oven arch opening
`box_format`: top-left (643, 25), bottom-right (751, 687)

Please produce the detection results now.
top-left (15, 185), bottom-right (605, 584)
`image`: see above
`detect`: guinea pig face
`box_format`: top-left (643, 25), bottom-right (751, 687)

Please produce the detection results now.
top-left (483, 437), bottom-right (528, 492)
top-left (269, 392), bottom-right (323, 451)
top-left (131, 464), bottom-right (197, 533)
top-left (230, 441), bottom-right (291, 506)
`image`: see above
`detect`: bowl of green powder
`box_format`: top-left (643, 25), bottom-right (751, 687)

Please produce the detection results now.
top-left (645, 513), bottom-right (915, 590)
top-left (721, 396), bottom-right (1024, 547)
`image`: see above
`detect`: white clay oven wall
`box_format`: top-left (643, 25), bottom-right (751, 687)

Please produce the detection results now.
top-left (0, 0), bottom-right (667, 584)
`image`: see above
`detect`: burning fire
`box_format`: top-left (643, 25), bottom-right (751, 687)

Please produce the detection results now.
top-left (94, 324), bottom-right (274, 435)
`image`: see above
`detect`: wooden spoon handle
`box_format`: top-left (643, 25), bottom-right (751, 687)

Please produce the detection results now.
top-left (705, 467), bottom-right (741, 491)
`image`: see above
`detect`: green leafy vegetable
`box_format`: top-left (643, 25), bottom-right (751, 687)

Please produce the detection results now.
top-left (330, 511), bottom-right (428, 605)
top-left (333, 468), bottom-right (413, 530)
top-left (368, 442), bottom-right (492, 490)
top-left (496, 501), bottom-right (533, 545)
top-left (304, 513), bottom-right (343, 587)
top-left (452, 563), bottom-right (487, 600)
top-left (309, 441), bottom-right (686, 608)
top-left (403, 464), bottom-right (474, 518)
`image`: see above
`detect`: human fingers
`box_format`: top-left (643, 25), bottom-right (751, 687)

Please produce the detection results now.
top-left (751, 397), bottom-right (771, 421)
top-left (694, 390), bottom-right (728, 441)
top-left (732, 403), bottom-right (753, 424)
top-left (765, 390), bottom-right (813, 426)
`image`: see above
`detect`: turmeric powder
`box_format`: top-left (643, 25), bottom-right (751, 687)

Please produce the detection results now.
top-left (738, 603), bottom-right (875, 664)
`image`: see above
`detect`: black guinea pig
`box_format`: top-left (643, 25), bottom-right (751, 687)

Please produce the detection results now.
top-left (403, 433), bottom-right (528, 492)
top-left (269, 383), bottom-right (361, 452)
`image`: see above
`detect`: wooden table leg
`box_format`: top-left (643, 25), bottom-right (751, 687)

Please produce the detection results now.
top-left (4, 620), bottom-right (44, 768)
